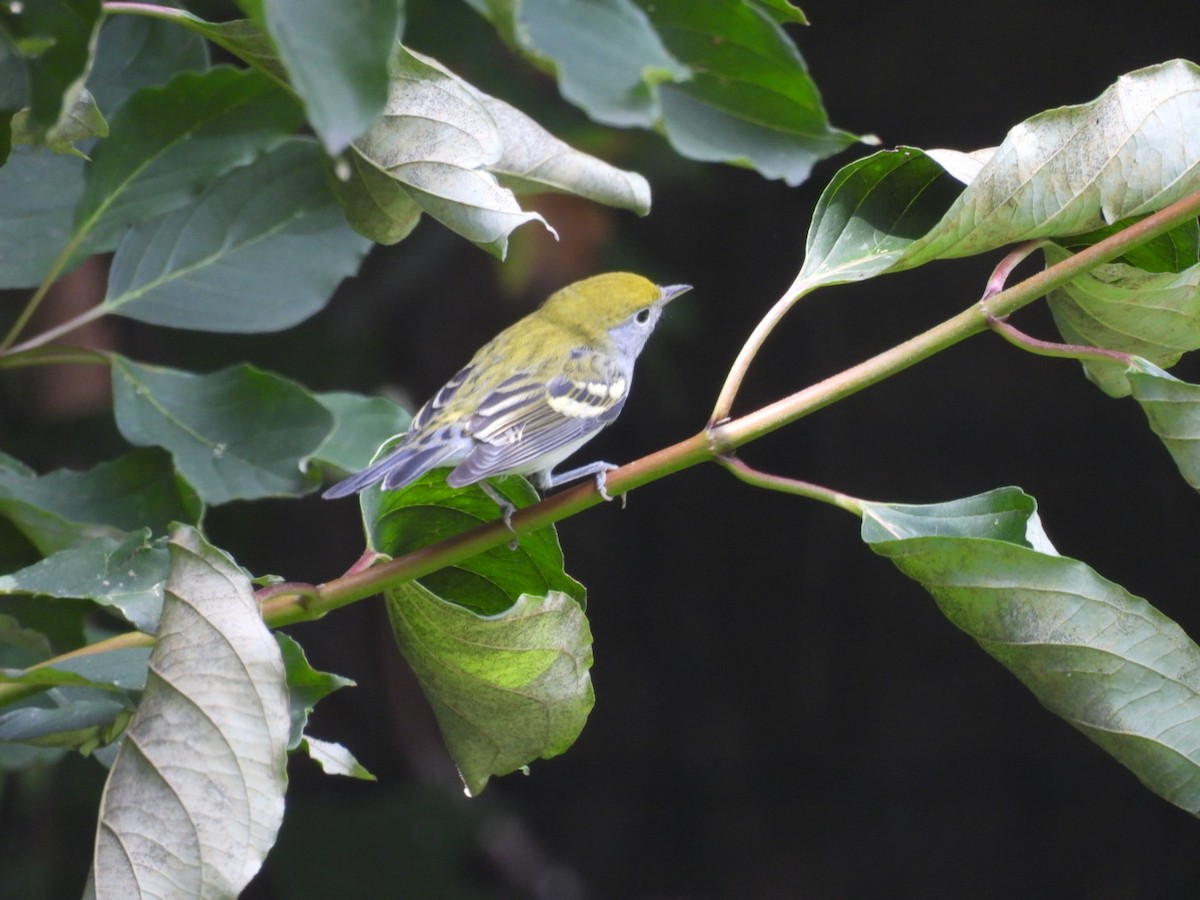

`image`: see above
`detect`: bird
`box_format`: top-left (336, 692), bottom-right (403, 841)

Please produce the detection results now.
top-left (323, 272), bottom-right (691, 519)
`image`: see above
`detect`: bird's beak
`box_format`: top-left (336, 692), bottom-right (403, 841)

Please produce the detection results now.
top-left (658, 283), bottom-right (693, 304)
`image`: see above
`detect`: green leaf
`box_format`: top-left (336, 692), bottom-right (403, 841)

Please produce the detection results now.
top-left (749, 0), bottom-right (808, 25)
top-left (862, 487), bottom-right (1200, 816)
top-left (1046, 247), bottom-right (1200, 396)
top-left (365, 471), bottom-right (585, 617)
top-left (901, 59), bottom-right (1200, 267)
top-left (0, 15), bottom-right (207, 288)
top-left (10, 86), bottom-right (107, 157)
top-left (500, 0), bottom-right (687, 128)
top-left (262, 0), bottom-right (401, 154)
top-left (791, 61), bottom-right (1200, 295)
top-left (0, 147), bottom-right (86, 288)
top-left (0, 688), bottom-right (131, 750)
top-left (478, 0), bottom-right (854, 184)
top-left (0, 22), bottom-right (30, 130)
top-left (277, 633), bottom-right (354, 750)
top-left (329, 149), bottom-right (424, 245)
top-left (111, 357), bottom-right (335, 505)
top-left (0, 531), bottom-right (166, 633)
top-left (192, 17), bottom-right (288, 86)
top-left (101, 139), bottom-right (371, 332)
top-left (641, 0), bottom-right (857, 185)
top-left (77, 66), bottom-right (305, 250)
top-left (1063, 217), bottom-right (1200, 274)
top-left (312, 391), bottom-right (412, 474)
top-left (3, 647), bottom-right (151, 693)
top-left (0, 611), bottom-right (54, 662)
top-left (299, 735), bottom-right (376, 780)
top-left (387, 582), bottom-right (593, 796)
top-left (0, 594), bottom-right (90, 659)
top-left (368, 470), bottom-right (592, 794)
top-left (0, 448), bottom-right (201, 555)
top-left (1128, 363), bottom-right (1200, 492)
top-left (0, 0), bottom-right (102, 137)
top-left (89, 525), bottom-right (289, 897)
top-left (86, 13), bottom-right (209, 116)
top-left (795, 147), bottom-right (963, 289)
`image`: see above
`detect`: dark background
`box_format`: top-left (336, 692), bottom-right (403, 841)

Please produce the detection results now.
top-left (6, 1), bottom-right (1200, 898)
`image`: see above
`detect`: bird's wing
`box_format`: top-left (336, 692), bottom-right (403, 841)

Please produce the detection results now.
top-left (446, 353), bottom-right (629, 486)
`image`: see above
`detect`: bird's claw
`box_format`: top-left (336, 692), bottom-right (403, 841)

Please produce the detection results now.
top-left (595, 468), bottom-right (626, 507)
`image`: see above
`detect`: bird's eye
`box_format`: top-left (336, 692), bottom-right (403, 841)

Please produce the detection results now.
top-left (634, 307), bottom-right (652, 325)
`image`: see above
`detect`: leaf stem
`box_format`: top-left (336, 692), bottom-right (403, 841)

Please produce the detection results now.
top-left (982, 240), bottom-right (1050, 299)
top-left (0, 345), bottom-right (111, 369)
top-left (717, 454), bottom-right (863, 515)
top-left (984, 314), bottom-right (1135, 366)
top-left (709, 283), bottom-right (812, 426)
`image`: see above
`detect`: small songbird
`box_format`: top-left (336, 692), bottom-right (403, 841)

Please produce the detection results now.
top-left (323, 273), bottom-right (691, 513)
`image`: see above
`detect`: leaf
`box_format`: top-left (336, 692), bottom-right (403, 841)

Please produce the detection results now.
top-left (0, 530), bottom-right (167, 632)
top-left (261, 0), bottom-right (401, 154)
top-left (795, 146), bottom-right (963, 288)
top-left (862, 487), bottom-right (1200, 816)
top-left (369, 470), bottom-right (593, 794)
top-left (276, 633), bottom-right (354, 749)
top-left (346, 48), bottom-right (556, 257)
top-left (500, 0), bottom-right (687, 128)
top-left (101, 139), bottom-right (371, 332)
top-left (0, 594), bottom-right (90, 660)
top-left (299, 736), bottom-right (376, 780)
top-left (0, 688), bottom-right (131, 750)
top-left (1046, 247), bottom-right (1200, 396)
top-left (0, 147), bottom-right (86, 288)
top-left (312, 391), bottom-right (412, 474)
top-left (3, 647), bottom-right (151, 693)
top-left (111, 357), bottom-right (335, 505)
top-left (1128, 362), bottom-right (1200, 492)
top-left (901, 59), bottom-right (1200, 267)
top-left (0, 448), bottom-right (201, 555)
top-left (641, 0), bottom-right (859, 186)
top-left (387, 582), bottom-right (593, 796)
top-left (86, 13), bottom-right (209, 116)
top-left (793, 61), bottom-right (1200, 294)
top-left (365, 471), bottom-right (586, 617)
top-left (0, 15), bottom-right (207, 287)
top-left (0, 611), bottom-right (55, 662)
top-left (0, 0), bottom-right (102, 137)
top-left (465, 88), bottom-right (651, 214)
top-left (10, 87), bottom-right (107, 157)
top-left (750, 0), bottom-right (808, 25)
top-left (479, 0), bottom-right (855, 184)
top-left (89, 525), bottom-right (289, 899)
top-left (329, 149), bottom-right (424, 245)
top-left (1063, 217), bottom-right (1200, 274)
top-left (77, 66), bottom-right (305, 250)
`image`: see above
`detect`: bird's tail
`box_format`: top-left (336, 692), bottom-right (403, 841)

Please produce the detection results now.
top-left (321, 440), bottom-right (460, 499)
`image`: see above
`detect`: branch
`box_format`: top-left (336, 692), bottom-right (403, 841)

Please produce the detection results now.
top-left (711, 189), bottom-right (1200, 451)
top-left (4, 189), bottom-right (1198, 705)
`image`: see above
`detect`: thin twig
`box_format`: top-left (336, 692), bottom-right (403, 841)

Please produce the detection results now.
top-left (984, 313), bottom-right (1135, 366)
top-left (709, 285), bottom-right (810, 426)
top-left (717, 454), bottom-right (863, 515)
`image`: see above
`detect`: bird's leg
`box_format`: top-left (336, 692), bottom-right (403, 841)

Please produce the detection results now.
top-left (478, 479), bottom-right (517, 531)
